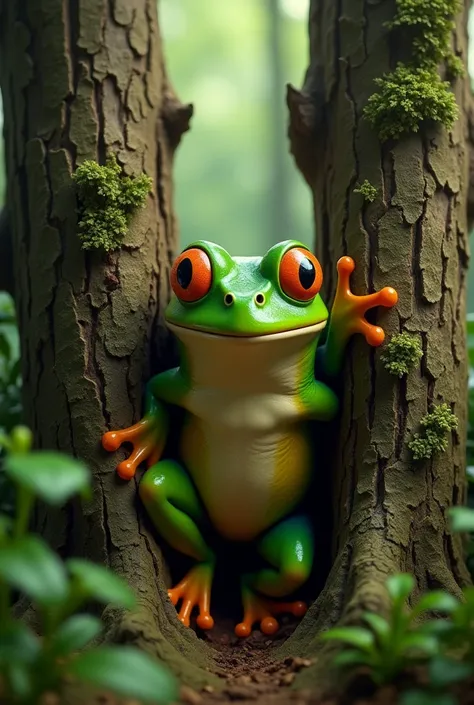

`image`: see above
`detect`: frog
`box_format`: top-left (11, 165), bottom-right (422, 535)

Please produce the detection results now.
top-left (102, 240), bottom-right (397, 637)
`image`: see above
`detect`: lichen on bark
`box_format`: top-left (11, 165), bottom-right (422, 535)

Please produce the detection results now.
top-left (286, 0), bottom-right (471, 691)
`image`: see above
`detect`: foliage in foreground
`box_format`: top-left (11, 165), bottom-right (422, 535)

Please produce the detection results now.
top-left (73, 154), bottom-right (152, 251)
top-left (0, 426), bottom-right (177, 705)
top-left (323, 506), bottom-right (474, 704)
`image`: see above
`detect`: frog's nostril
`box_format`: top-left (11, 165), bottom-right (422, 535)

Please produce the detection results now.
top-left (254, 293), bottom-right (265, 306)
top-left (224, 292), bottom-right (235, 306)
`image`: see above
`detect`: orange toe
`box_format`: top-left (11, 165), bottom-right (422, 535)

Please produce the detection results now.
top-left (117, 459), bottom-right (136, 480)
top-left (235, 593), bottom-right (307, 638)
top-left (168, 564), bottom-right (214, 632)
top-left (235, 622), bottom-right (252, 638)
top-left (197, 614), bottom-right (214, 630)
top-left (102, 431), bottom-right (122, 452)
top-left (261, 617), bottom-right (279, 635)
top-left (337, 256), bottom-right (355, 275)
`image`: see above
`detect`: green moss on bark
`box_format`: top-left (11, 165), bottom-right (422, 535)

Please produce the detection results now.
top-left (354, 180), bottom-right (378, 203)
top-left (364, 0), bottom-right (461, 141)
top-left (381, 333), bottom-right (423, 377)
top-left (364, 66), bottom-right (458, 141)
top-left (387, 0), bottom-right (463, 74)
top-left (408, 403), bottom-right (458, 460)
top-left (73, 154), bottom-right (152, 251)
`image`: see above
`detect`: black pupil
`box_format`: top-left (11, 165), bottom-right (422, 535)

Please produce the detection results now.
top-left (177, 257), bottom-right (193, 289)
top-left (299, 257), bottom-right (316, 290)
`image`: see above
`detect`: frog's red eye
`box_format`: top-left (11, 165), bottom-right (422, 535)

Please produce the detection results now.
top-left (279, 247), bottom-right (322, 302)
top-left (171, 248), bottom-right (212, 302)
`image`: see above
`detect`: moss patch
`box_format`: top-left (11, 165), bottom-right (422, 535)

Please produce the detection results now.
top-left (364, 0), bottom-right (461, 141)
top-left (353, 180), bottom-right (378, 203)
top-left (73, 154), bottom-right (152, 251)
top-left (387, 0), bottom-right (463, 73)
top-left (364, 66), bottom-right (458, 142)
top-left (381, 333), bottom-right (423, 377)
top-left (408, 403), bottom-right (458, 460)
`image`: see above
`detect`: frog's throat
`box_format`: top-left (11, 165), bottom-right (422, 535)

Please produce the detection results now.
top-left (166, 320), bottom-right (326, 396)
top-left (166, 320), bottom-right (326, 343)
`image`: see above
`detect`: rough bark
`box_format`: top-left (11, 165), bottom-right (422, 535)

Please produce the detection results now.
top-left (0, 0), bottom-right (213, 690)
top-left (285, 0), bottom-right (473, 688)
top-left (0, 208), bottom-right (14, 297)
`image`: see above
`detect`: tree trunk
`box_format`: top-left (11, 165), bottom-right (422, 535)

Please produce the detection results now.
top-left (0, 0), bottom-right (215, 690)
top-left (286, 0), bottom-right (473, 687)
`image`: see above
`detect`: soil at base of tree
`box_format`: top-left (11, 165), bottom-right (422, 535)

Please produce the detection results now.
top-left (51, 616), bottom-right (474, 705)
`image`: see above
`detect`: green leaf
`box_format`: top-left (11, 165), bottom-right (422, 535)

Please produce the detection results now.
top-left (400, 632), bottom-right (439, 656)
top-left (400, 691), bottom-right (457, 705)
top-left (321, 627), bottom-right (374, 652)
top-left (386, 573), bottom-right (415, 602)
top-left (0, 513), bottom-right (12, 539)
top-left (419, 619), bottom-right (453, 638)
top-left (0, 536), bottom-right (68, 604)
top-left (0, 622), bottom-right (41, 665)
top-left (4, 452), bottom-right (90, 505)
top-left (6, 663), bottom-right (32, 699)
top-left (450, 507), bottom-right (474, 533)
top-left (0, 332), bottom-right (11, 363)
top-left (67, 559), bottom-right (136, 610)
top-left (8, 359), bottom-right (21, 385)
top-left (428, 655), bottom-right (473, 688)
top-left (333, 649), bottom-right (371, 669)
top-left (69, 646), bottom-right (178, 704)
top-left (51, 615), bottom-right (103, 656)
top-left (413, 590), bottom-right (459, 616)
top-left (362, 612), bottom-right (390, 643)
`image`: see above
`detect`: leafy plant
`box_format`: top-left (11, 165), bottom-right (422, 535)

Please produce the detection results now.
top-left (0, 426), bottom-right (177, 705)
top-left (321, 573), bottom-right (453, 685)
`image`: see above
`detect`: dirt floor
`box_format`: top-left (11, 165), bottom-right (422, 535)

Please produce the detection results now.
top-left (29, 593), bottom-right (474, 705)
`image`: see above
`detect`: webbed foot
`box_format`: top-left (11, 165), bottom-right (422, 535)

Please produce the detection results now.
top-left (169, 563), bottom-right (215, 630)
top-left (102, 415), bottom-right (165, 480)
top-left (235, 588), bottom-right (307, 638)
top-left (333, 256), bottom-right (398, 346)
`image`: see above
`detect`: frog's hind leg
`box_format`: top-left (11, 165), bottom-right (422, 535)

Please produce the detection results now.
top-left (235, 515), bottom-right (313, 637)
top-left (139, 460), bottom-right (215, 630)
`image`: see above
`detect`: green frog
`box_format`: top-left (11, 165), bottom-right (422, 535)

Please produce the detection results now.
top-left (102, 240), bottom-right (397, 637)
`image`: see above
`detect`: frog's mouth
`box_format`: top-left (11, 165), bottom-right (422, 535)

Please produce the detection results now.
top-left (166, 319), bottom-right (327, 341)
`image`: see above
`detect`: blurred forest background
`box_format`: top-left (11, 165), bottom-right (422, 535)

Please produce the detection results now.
top-left (1, 0), bottom-right (474, 428)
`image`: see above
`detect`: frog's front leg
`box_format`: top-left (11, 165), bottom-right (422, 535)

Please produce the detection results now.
top-left (140, 460), bottom-right (215, 630)
top-left (102, 368), bottom-right (187, 480)
top-left (316, 256), bottom-right (398, 379)
top-left (235, 516), bottom-right (313, 637)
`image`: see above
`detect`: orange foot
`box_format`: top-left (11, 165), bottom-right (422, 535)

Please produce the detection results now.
top-left (102, 416), bottom-right (164, 480)
top-left (333, 256), bottom-right (398, 347)
top-left (235, 591), bottom-right (307, 638)
top-left (169, 563), bottom-right (215, 631)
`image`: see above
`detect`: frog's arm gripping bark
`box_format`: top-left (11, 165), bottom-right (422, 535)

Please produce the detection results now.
top-left (102, 368), bottom-right (188, 480)
top-left (316, 256), bottom-right (398, 379)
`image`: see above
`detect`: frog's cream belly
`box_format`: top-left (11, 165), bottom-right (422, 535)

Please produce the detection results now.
top-left (180, 417), bottom-right (312, 541)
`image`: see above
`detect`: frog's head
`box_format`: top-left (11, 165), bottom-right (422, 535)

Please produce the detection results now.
top-left (165, 240), bottom-right (328, 339)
